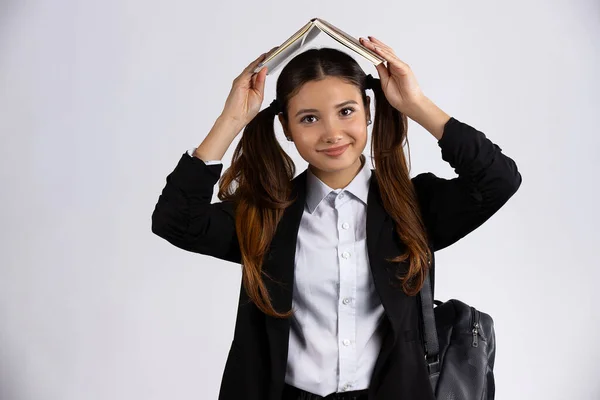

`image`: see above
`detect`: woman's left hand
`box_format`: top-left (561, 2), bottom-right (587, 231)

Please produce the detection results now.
top-left (359, 36), bottom-right (427, 116)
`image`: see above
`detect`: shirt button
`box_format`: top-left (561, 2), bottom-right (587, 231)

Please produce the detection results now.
top-left (343, 339), bottom-right (351, 346)
top-left (341, 251), bottom-right (350, 259)
top-left (339, 192), bottom-right (345, 198)
top-left (341, 222), bottom-right (349, 230)
top-left (342, 297), bottom-right (351, 305)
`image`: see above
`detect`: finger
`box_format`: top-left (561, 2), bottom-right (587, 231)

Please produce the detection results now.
top-left (367, 36), bottom-right (393, 53)
top-left (375, 62), bottom-right (390, 83)
top-left (367, 36), bottom-right (402, 60)
top-left (254, 66), bottom-right (268, 95)
top-left (364, 36), bottom-right (408, 66)
top-left (246, 46), bottom-right (279, 74)
top-left (369, 43), bottom-right (410, 71)
top-left (265, 46), bottom-right (279, 56)
top-left (361, 37), bottom-right (391, 58)
top-left (244, 52), bottom-right (268, 74)
top-left (236, 55), bottom-right (265, 83)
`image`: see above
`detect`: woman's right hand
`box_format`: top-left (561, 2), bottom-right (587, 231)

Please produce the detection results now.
top-left (220, 47), bottom-right (278, 128)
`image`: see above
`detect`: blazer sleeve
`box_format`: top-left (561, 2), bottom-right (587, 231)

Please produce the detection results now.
top-left (151, 152), bottom-right (242, 264)
top-left (412, 117), bottom-right (522, 252)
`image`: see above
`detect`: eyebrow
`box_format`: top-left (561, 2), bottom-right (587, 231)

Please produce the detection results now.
top-left (294, 100), bottom-right (359, 118)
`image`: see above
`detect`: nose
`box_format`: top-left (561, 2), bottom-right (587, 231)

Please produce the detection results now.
top-left (321, 119), bottom-right (344, 144)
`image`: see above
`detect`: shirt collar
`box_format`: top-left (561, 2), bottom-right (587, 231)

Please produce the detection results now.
top-left (305, 160), bottom-right (371, 214)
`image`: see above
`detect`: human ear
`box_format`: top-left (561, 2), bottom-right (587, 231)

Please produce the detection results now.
top-left (278, 114), bottom-right (293, 142)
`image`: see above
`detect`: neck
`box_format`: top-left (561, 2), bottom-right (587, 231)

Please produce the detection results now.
top-left (309, 156), bottom-right (364, 190)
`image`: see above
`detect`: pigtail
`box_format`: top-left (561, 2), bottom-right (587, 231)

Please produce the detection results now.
top-left (368, 76), bottom-right (432, 296)
top-left (218, 106), bottom-right (296, 318)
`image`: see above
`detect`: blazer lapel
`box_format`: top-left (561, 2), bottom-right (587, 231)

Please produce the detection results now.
top-left (366, 171), bottom-right (409, 344)
top-left (262, 170), bottom-right (307, 390)
top-left (366, 171), bottom-right (415, 387)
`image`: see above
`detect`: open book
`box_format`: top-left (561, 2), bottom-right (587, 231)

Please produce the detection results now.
top-left (253, 18), bottom-right (386, 76)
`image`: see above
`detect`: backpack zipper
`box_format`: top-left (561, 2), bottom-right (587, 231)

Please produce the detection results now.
top-left (470, 306), bottom-right (480, 347)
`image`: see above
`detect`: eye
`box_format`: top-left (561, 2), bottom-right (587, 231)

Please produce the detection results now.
top-left (300, 107), bottom-right (356, 124)
top-left (340, 107), bottom-right (355, 116)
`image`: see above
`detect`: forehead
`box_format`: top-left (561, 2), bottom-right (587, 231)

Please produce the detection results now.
top-left (288, 77), bottom-right (361, 109)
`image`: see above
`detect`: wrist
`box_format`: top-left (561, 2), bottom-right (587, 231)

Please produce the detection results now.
top-left (405, 97), bottom-right (451, 141)
top-left (405, 95), bottom-right (434, 120)
top-left (217, 114), bottom-right (246, 134)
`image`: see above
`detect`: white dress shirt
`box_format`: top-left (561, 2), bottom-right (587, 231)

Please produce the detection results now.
top-left (186, 148), bottom-right (386, 396)
top-left (186, 148), bottom-right (222, 165)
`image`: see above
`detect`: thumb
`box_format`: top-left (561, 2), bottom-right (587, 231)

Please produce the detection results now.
top-left (255, 66), bottom-right (268, 97)
top-left (375, 63), bottom-right (389, 86)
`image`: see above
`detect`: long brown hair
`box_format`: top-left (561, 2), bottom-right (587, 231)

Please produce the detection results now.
top-left (218, 48), bottom-right (431, 318)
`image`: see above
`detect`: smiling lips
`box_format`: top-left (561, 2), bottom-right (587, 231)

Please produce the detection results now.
top-left (320, 144), bottom-right (350, 156)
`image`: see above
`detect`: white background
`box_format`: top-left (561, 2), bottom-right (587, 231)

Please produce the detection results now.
top-left (1, 1), bottom-right (598, 399)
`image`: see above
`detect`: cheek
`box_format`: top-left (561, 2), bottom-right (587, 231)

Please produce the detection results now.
top-left (290, 136), bottom-right (315, 157)
top-left (350, 125), bottom-right (369, 147)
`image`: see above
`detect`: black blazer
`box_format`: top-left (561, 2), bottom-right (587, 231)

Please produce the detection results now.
top-left (151, 117), bottom-right (522, 400)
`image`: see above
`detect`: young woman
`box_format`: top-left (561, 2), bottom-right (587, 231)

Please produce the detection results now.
top-left (151, 36), bottom-right (522, 400)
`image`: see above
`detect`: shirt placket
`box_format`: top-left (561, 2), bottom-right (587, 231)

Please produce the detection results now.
top-left (334, 189), bottom-right (357, 393)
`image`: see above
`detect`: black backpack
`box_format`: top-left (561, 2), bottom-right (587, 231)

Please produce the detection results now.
top-left (419, 263), bottom-right (497, 399)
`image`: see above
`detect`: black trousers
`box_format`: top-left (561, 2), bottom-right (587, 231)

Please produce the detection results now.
top-left (282, 383), bottom-right (369, 400)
